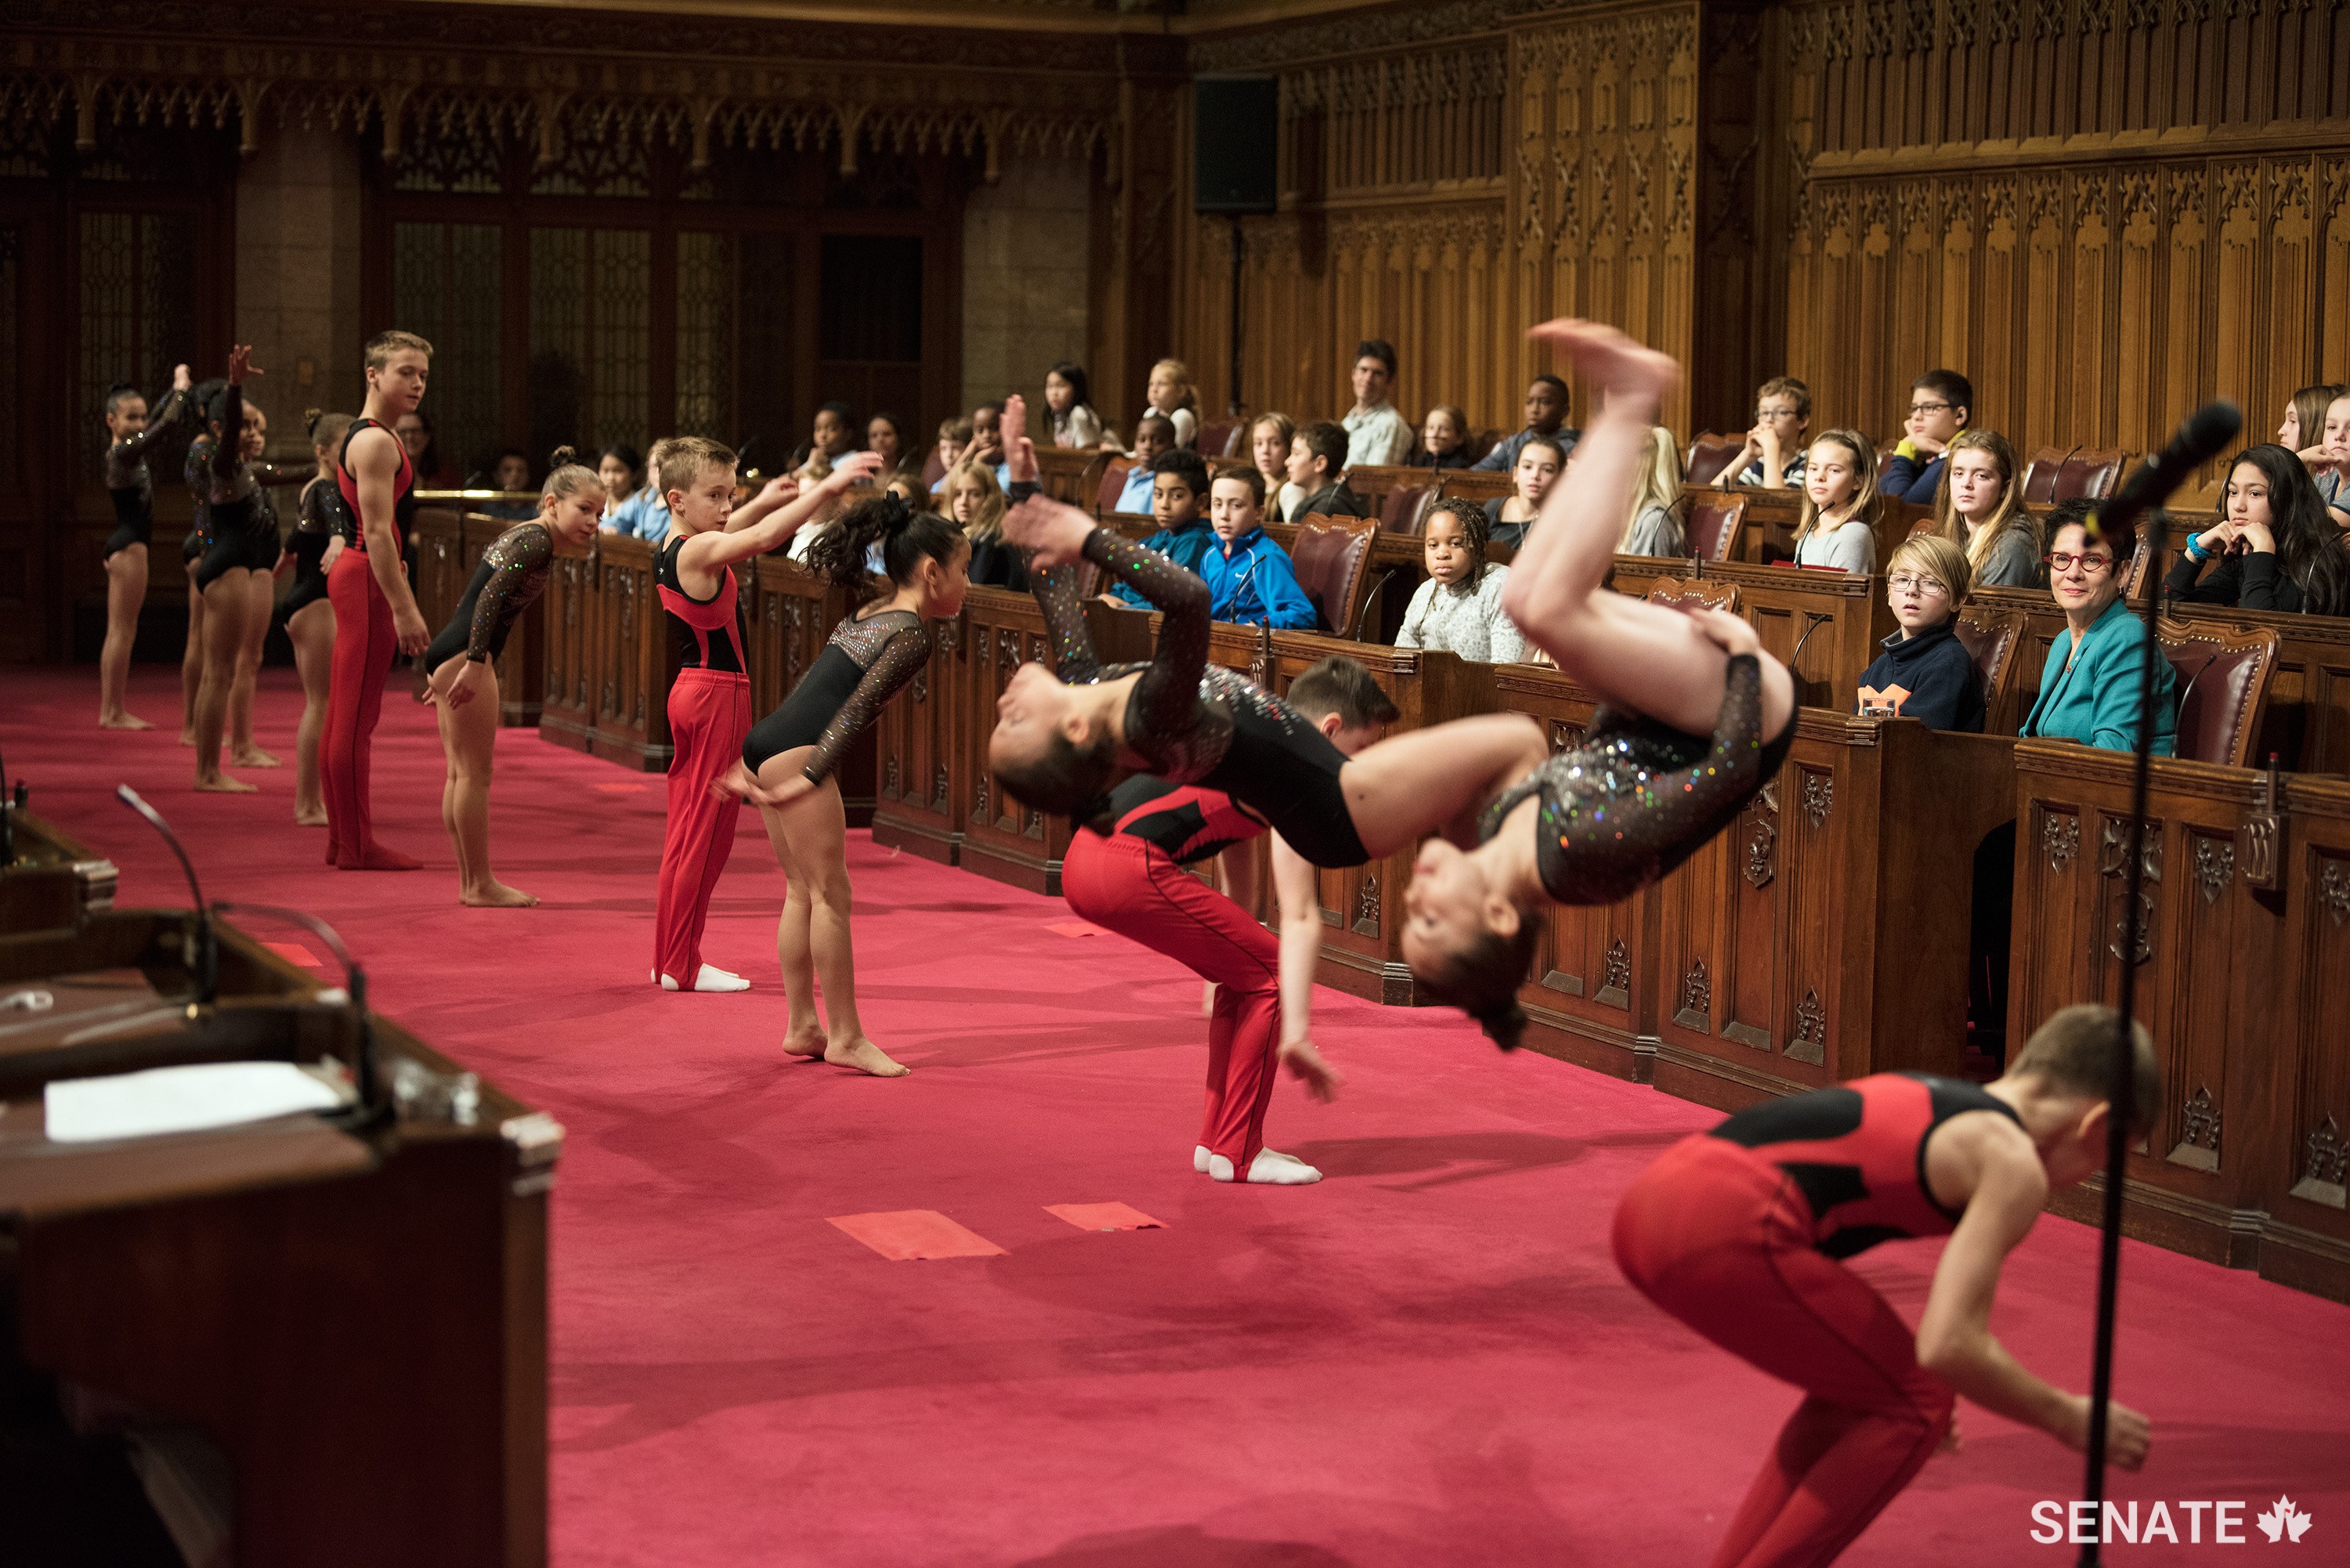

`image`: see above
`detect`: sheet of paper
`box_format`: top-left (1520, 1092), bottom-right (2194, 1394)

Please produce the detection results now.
top-left (44, 1061), bottom-right (343, 1144)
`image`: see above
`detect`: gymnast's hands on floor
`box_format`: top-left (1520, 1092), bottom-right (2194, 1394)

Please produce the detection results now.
top-left (1278, 1038), bottom-right (1344, 1103)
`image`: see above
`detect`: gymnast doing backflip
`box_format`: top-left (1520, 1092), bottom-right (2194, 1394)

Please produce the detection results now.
top-left (96, 361), bottom-right (193, 730)
top-left (186, 348), bottom-right (312, 793)
top-left (723, 454), bottom-right (970, 1078)
top-left (1614, 1006), bottom-right (2157, 1567)
top-left (992, 320), bottom-right (1798, 1039)
top-left (418, 447), bottom-right (609, 907)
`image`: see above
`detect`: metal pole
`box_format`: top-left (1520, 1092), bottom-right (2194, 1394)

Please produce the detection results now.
top-left (1227, 213), bottom-right (1245, 417)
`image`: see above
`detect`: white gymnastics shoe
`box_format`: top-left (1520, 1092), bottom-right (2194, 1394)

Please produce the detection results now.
top-left (656, 966), bottom-right (751, 993)
top-left (1194, 1144), bottom-right (1213, 1174)
top-left (1207, 1149), bottom-right (1322, 1185)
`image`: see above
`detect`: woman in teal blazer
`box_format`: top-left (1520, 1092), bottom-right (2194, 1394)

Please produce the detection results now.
top-left (2021, 501), bottom-right (2178, 755)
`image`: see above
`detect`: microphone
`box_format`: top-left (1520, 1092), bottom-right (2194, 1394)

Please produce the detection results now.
top-left (214, 901), bottom-right (387, 1125)
top-left (2093, 401), bottom-right (2243, 552)
top-left (115, 785), bottom-right (217, 1006)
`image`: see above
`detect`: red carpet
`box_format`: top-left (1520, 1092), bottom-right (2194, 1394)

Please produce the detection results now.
top-left (8, 667), bottom-right (2349, 1566)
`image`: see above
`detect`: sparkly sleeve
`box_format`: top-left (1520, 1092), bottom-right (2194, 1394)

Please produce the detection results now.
top-left (252, 460), bottom-right (313, 488)
top-left (1083, 526), bottom-right (1209, 750)
top-left (208, 385), bottom-right (243, 490)
top-left (803, 622), bottom-right (932, 785)
top-left (1030, 562), bottom-right (1101, 683)
top-left (303, 480), bottom-right (357, 542)
top-left (467, 525), bottom-right (555, 662)
top-left (1641, 653), bottom-right (1768, 833)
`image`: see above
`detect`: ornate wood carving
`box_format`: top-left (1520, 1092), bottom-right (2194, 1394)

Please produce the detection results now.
top-left (1594, 936), bottom-right (1631, 1008)
top-left (1672, 956), bottom-right (1711, 1031)
top-left (1784, 988), bottom-right (1827, 1065)
top-left (2321, 863), bottom-right (2350, 928)
top-left (1801, 772), bottom-right (1833, 829)
top-left (1744, 811), bottom-right (1776, 890)
top-left (2169, 1084), bottom-right (2222, 1172)
top-left (934, 764), bottom-right (951, 811)
top-left (1352, 874), bottom-right (1381, 937)
top-left (2193, 838), bottom-right (2234, 904)
top-left (883, 754), bottom-right (900, 800)
top-left (2293, 1117), bottom-right (2348, 1209)
top-left (2043, 812), bottom-right (2079, 873)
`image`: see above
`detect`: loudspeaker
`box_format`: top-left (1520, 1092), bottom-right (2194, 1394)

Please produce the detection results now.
top-left (1194, 77), bottom-right (1278, 215)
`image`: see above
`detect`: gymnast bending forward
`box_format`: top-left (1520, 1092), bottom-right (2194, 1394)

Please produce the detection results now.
top-left (723, 477), bottom-right (969, 1077)
top-left (1614, 1006), bottom-right (2157, 1567)
top-left (418, 449), bottom-right (606, 905)
top-left (992, 320), bottom-right (1796, 1042)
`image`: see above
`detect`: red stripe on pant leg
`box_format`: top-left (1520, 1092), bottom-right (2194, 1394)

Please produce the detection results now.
top-left (1063, 834), bottom-right (1281, 1169)
top-left (322, 551), bottom-right (392, 867)
top-left (655, 672), bottom-right (750, 985)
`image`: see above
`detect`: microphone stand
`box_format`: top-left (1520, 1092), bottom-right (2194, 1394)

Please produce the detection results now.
top-left (214, 901), bottom-right (389, 1128)
top-left (115, 785), bottom-right (215, 1006)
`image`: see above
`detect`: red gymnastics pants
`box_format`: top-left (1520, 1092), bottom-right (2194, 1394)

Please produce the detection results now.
top-left (654, 668), bottom-right (752, 986)
top-left (1060, 831), bottom-right (1282, 1171)
top-left (321, 544), bottom-right (399, 869)
top-left (1611, 1136), bottom-right (1954, 1568)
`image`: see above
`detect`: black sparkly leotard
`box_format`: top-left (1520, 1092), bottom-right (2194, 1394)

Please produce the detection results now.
top-left (743, 603), bottom-right (933, 784)
top-left (422, 522), bottom-right (556, 671)
top-left (278, 477), bottom-right (356, 622)
top-left (1474, 654), bottom-right (1794, 907)
top-left (102, 386), bottom-right (192, 559)
top-left (1031, 527), bottom-right (1369, 869)
top-left (187, 385), bottom-right (308, 591)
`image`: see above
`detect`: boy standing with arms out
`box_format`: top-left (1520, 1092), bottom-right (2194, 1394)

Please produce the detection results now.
top-left (1613, 1004), bottom-right (2156, 1567)
top-left (324, 331), bottom-right (433, 871)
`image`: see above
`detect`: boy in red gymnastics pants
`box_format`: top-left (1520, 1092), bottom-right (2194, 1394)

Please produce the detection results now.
top-left (324, 331), bottom-right (434, 871)
top-left (1058, 656), bottom-right (1395, 1184)
top-left (1611, 1005), bottom-right (2158, 1567)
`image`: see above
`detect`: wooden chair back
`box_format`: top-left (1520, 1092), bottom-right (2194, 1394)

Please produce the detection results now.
top-left (1953, 603), bottom-right (2025, 724)
top-left (1683, 432), bottom-right (1745, 487)
top-left (1288, 512), bottom-right (1381, 636)
top-left (1684, 492), bottom-right (1748, 563)
top-left (1094, 456), bottom-right (1138, 515)
top-left (2158, 616), bottom-right (2280, 768)
top-left (2020, 446), bottom-right (2076, 506)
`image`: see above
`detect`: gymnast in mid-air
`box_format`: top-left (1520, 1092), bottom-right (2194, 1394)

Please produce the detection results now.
top-left (991, 319), bottom-right (1796, 1042)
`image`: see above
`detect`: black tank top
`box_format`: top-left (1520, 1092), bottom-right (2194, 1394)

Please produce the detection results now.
top-left (654, 538), bottom-right (747, 674)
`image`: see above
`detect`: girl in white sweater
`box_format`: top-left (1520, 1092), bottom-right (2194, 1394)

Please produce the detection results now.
top-left (1397, 499), bottom-right (1528, 663)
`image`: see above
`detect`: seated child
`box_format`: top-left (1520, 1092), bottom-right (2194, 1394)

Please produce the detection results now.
top-left (1200, 468), bottom-right (1316, 630)
top-left (1105, 447), bottom-right (1217, 609)
top-left (1856, 533), bottom-right (1983, 732)
top-left (1115, 414), bottom-right (1176, 514)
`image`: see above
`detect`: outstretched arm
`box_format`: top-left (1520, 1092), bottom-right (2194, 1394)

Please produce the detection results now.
top-left (1336, 712), bottom-right (1549, 861)
top-left (687, 453), bottom-right (882, 576)
top-left (1915, 1122), bottom-right (2150, 1471)
top-left (1270, 833), bottom-right (1343, 1100)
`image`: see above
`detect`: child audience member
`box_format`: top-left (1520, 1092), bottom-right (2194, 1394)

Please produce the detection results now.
top-left (1729, 376), bottom-right (1811, 489)
top-left (1249, 412), bottom-right (1300, 518)
top-left (600, 445), bottom-right (670, 540)
top-left (1856, 534), bottom-right (1983, 732)
top-left (1472, 374), bottom-right (1577, 472)
top-left (1397, 498), bottom-right (1524, 663)
top-left (1200, 468), bottom-right (1316, 630)
top-left (1114, 414), bottom-right (1176, 513)
top-left (1106, 447), bottom-right (1216, 609)
top-left (1413, 405), bottom-right (1476, 470)
top-left (1045, 362), bottom-right (1105, 450)
top-left (2164, 444), bottom-right (2350, 616)
top-left (866, 413), bottom-right (913, 477)
top-left (948, 462), bottom-right (1026, 591)
top-left (1142, 358), bottom-right (1199, 450)
top-left (1882, 370), bottom-right (1973, 504)
top-left (1483, 434), bottom-right (1566, 550)
top-left (929, 416), bottom-right (972, 494)
top-left (1792, 429), bottom-right (1882, 573)
top-left (1618, 427), bottom-right (1687, 556)
top-left (1932, 430), bottom-right (2039, 587)
top-left (794, 403), bottom-right (859, 481)
top-left (1279, 421), bottom-right (1369, 521)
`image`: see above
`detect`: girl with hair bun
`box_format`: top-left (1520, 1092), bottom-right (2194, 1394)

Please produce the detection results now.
top-left (724, 407), bottom-right (982, 1077)
top-left (418, 446), bottom-right (604, 906)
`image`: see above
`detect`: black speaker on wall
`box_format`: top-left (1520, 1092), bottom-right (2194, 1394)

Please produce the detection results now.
top-left (1194, 77), bottom-right (1278, 215)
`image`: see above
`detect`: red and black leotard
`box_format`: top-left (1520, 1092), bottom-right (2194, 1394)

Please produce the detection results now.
top-left (334, 416), bottom-right (417, 558)
top-left (1101, 775), bottom-right (1270, 865)
top-left (654, 537), bottom-right (748, 674)
top-left (1706, 1071), bottom-right (2024, 1258)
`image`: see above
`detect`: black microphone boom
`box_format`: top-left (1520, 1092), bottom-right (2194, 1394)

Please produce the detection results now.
top-left (214, 900), bottom-right (387, 1124)
top-left (2090, 401), bottom-right (2243, 553)
top-left (115, 785), bottom-right (217, 1006)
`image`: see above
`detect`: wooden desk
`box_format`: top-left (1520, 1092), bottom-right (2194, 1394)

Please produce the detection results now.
top-left (2006, 742), bottom-right (2350, 1302)
top-left (1687, 559), bottom-right (1896, 712)
top-left (0, 907), bottom-right (556, 1564)
top-left (1, 809), bottom-right (117, 937)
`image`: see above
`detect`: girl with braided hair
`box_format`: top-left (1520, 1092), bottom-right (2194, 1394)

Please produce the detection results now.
top-left (723, 445), bottom-right (977, 1077)
top-left (1395, 497), bottom-right (1527, 663)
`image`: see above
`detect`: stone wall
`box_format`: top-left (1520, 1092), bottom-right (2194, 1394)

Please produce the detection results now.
top-left (233, 132), bottom-right (364, 459)
top-left (960, 157), bottom-right (1094, 428)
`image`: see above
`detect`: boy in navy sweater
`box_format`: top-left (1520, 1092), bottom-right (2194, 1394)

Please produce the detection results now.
top-left (1856, 533), bottom-right (1985, 732)
top-left (1202, 467), bottom-right (1317, 629)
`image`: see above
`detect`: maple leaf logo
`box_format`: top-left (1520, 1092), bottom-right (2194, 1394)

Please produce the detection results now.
top-left (2255, 1496), bottom-right (2313, 1544)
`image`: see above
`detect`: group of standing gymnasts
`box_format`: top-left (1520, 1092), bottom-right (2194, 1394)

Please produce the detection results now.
top-left (92, 319), bottom-right (2154, 1566)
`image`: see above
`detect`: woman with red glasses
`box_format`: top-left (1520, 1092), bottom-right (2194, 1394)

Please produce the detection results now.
top-left (2019, 498), bottom-right (2178, 755)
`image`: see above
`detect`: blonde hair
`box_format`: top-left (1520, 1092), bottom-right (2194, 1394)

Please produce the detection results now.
top-left (944, 462), bottom-right (1009, 542)
top-left (1932, 428), bottom-right (2034, 573)
top-left (363, 330), bottom-right (433, 370)
top-left (1885, 533), bottom-right (1972, 604)
top-left (1793, 428), bottom-right (1882, 547)
top-left (660, 435), bottom-right (736, 501)
top-left (1617, 425), bottom-right (1683, 552)
top-left (541, 445), bottom-right (605, 505)
top-left (1148, 357), bottom-right (1198, 415)
top-left (1249, 412), bottom-right (1295, 464)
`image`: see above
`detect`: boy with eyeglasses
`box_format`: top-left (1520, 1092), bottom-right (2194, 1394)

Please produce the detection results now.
top-left (1730, 375), bottom-right (1812, 489)
top-left (1883, 370), bottom-right (1974, 504)
top-left (1856, 534), bottom-right (1984, 731)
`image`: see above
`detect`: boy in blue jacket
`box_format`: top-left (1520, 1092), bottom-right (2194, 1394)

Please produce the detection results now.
top-left (1202, 468), bottom-right (1318, 630)
top-left (1106, 446), bottom-right (1217, 609)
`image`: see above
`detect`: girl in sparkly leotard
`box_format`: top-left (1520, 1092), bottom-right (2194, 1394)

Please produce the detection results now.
top-left (418, 448), bottom-right (605, 906)
top-left (96, 363), bottom-right (192, 729)
top-left (724, 458), bottom-right (971, 1078)
top-left (992, 325), bottom-right (1798, 1046)
top-left (285, 411), bottom-right (357, 826)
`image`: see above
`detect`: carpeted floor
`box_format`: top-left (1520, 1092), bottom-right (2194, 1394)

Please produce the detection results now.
top-left (7, 666), bottom-right (2348, 1566)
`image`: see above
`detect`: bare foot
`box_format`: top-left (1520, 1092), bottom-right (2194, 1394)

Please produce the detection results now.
top-left (193, 773), bottom-right (259, 793)
top-left (783, 1026), bottom-right (828, 1060)
top-left (461, 882), bottom-right (539, 908)
top-left (824, 1038), bottom-right (909, 1078)
top-left (177, 728), bottom-right (197, 746)
top-left (99, 712), bottom-right (154, 731)
top-left (294, 804), bottom-right (328, 826)
top-left (231, 745), bottom-right (282, 768)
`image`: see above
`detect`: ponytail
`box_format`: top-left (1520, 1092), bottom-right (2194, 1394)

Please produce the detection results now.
top-left (806, 493), bottom-right (966, 598)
